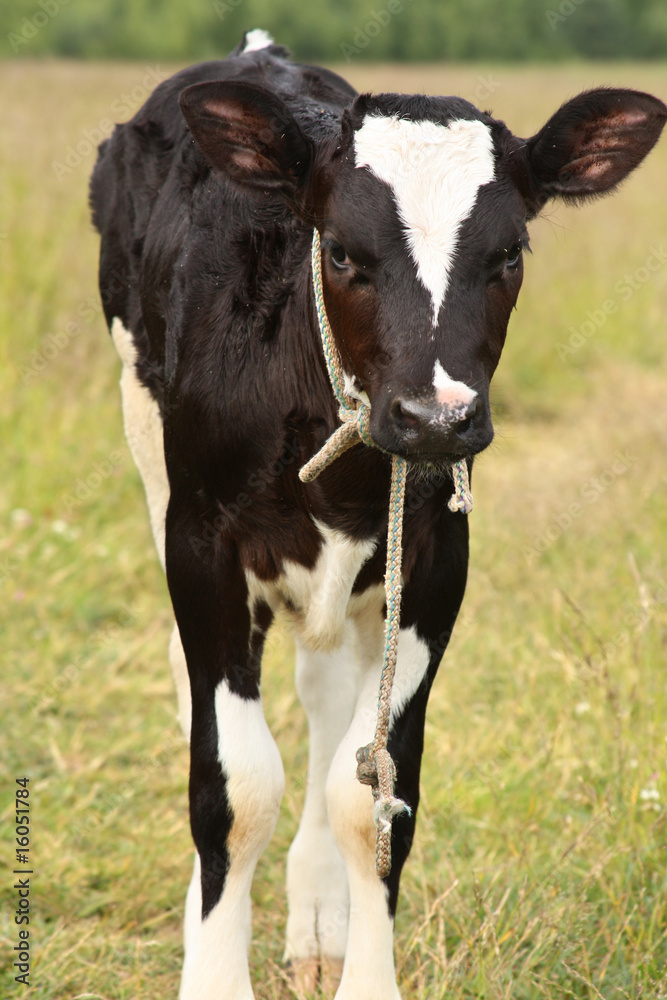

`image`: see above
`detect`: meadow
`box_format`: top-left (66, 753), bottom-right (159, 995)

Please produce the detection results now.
top-left (0, 59), bottom-right (666, 999)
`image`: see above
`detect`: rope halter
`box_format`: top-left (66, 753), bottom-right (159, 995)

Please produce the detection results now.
top-left (299, 228), bottom-right (473, 878)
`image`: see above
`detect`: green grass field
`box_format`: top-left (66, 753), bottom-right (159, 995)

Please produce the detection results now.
top-left (1, 60), bottom-right (666, 1000)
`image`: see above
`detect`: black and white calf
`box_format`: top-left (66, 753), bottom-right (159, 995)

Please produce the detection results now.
top-left (90, 30), bottom-right (666, 999)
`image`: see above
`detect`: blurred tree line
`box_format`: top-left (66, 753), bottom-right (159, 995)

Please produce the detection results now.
top-left (3, 0), bottom-right (667, 61)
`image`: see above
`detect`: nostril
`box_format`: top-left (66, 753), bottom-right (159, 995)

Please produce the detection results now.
top-left (454, 397), bottom-right (481, 437)
top-left (391, 398), bottom-right (421, 433)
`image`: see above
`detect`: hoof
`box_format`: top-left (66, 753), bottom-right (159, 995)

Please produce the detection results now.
top-left (320, 956), bottom-right (344, 994)
top-left (289, 957), bottom-right (318, 996)
top-left (288, 956), bottom-right (344, 997)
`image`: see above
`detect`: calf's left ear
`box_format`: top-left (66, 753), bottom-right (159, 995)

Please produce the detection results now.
top-left (525, 88), bottom-right (667, 213)
top-left (179, 80), bottom-right (312, 201)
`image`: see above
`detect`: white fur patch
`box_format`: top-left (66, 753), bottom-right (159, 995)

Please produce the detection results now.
top-left (111, 317), bottom-right (169, 566)
top-left (388, 626), bottom-right (431, 721)
top-left (285, 636), bottom-right (358, 964)
top-left (353, 115), bottom-right (496, 324)
top-left (169, 623), bottom-right (191, 740)
top-left (243, 28), bottom-right (273, 53)
top-left (433, 359), bottom-right (477, 409)
top-left (215, 681), bottom-right (285, 865)
top-left (246, 521), bottom-right (377, 652)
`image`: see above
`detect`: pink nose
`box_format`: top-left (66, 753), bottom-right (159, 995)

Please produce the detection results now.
top-left (435, 383), bottom-right (476, 409)
top-left (433, 363), bottom-right (477, 411)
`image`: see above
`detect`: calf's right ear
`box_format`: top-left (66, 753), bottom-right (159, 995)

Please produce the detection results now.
top-left (179, 80), bottom-right (313, 201)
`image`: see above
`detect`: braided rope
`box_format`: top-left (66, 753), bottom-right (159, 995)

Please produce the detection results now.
top-left (300, 228), bottom-right (473, 878)
top-left (359, 454), bottom-right (409, 876)
top-left (310, 231), bottom-right (348, 408)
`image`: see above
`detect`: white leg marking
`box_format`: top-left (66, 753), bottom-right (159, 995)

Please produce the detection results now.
top-left (214, 680), bottom-right (285, 867)
top-left (182, 853), bottom-right (202, 973)
top-left (285, 632), bottom-right (360, 971)
top-left (383, 625), bottom-right (432, 723)
top-left (180, 859), bottom-right (254, 1000)
top-left (180, 681), bottom-right (284, 1000)
top-left (354, 115), bottom-right (496, 323)
top-left (326, 624), bottom-right (431, 1000)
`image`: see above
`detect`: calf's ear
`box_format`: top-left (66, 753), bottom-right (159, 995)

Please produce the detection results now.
top-left (179, 80), bottom-right (312, 200)
top-left (525, 88), bottom-right (667, 213)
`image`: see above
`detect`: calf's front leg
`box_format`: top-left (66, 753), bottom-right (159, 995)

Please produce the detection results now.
top-left (166, 500), bottom-right (284, 1000)
top-left (327, 521), bottom-right (468, 1000)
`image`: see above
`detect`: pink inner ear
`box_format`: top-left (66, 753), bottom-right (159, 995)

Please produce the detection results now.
top-left (613, 109), bottom-right (648, 128)
top-left (564, 154), bottom-right (615, 181)
top-left (203, 97), bottom-right (246, 124)
top-left (579, 110), bottom-right (649, 156)
top-left (230, 148), bottom-right (278, 179)
top-left (580, 156), bottom-right (614, 179)
top-left (583, 159), bottom-right (614, 179)
top-left (234, 150), bottom-right (261, 171)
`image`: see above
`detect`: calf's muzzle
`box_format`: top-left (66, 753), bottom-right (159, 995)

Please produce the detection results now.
top-left (375, 392), bottom-right (492, 460)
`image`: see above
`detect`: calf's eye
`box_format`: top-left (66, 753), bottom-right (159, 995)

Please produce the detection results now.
top-left (505, 241), bottom-right (523, 269)
top-left (329, 241), bottom-right (351, 269)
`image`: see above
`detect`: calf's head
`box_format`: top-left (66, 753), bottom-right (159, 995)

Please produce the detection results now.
top-left (180, 81), bottom-right (666, 464)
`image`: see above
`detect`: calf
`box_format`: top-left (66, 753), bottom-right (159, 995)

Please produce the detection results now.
top-left (90, 29), bottom-right (666, 999)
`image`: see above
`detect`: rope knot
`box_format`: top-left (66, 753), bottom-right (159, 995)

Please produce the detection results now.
top-left (373, 795), bottom-right (412, 836)
top-left (355, 743), bottom-right (379, 787)
top-left (356, 743), bottom-right (411, 877)
top-left (447, 460), bottom-right (473, 514)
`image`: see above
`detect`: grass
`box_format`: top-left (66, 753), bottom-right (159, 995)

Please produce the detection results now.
top-left (0, 59), bottom-right (666, 1000)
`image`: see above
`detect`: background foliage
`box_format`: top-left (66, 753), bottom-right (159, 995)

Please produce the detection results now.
top-left (3, 0), bottom-right (667, 62)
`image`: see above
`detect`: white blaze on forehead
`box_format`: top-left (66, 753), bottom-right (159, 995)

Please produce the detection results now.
top-left (433, 359), bottom-right (477, 408)
top-left (353, 114), bottom-right (496, 323)
top-left (243, 28), bottom-right (273, 52)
